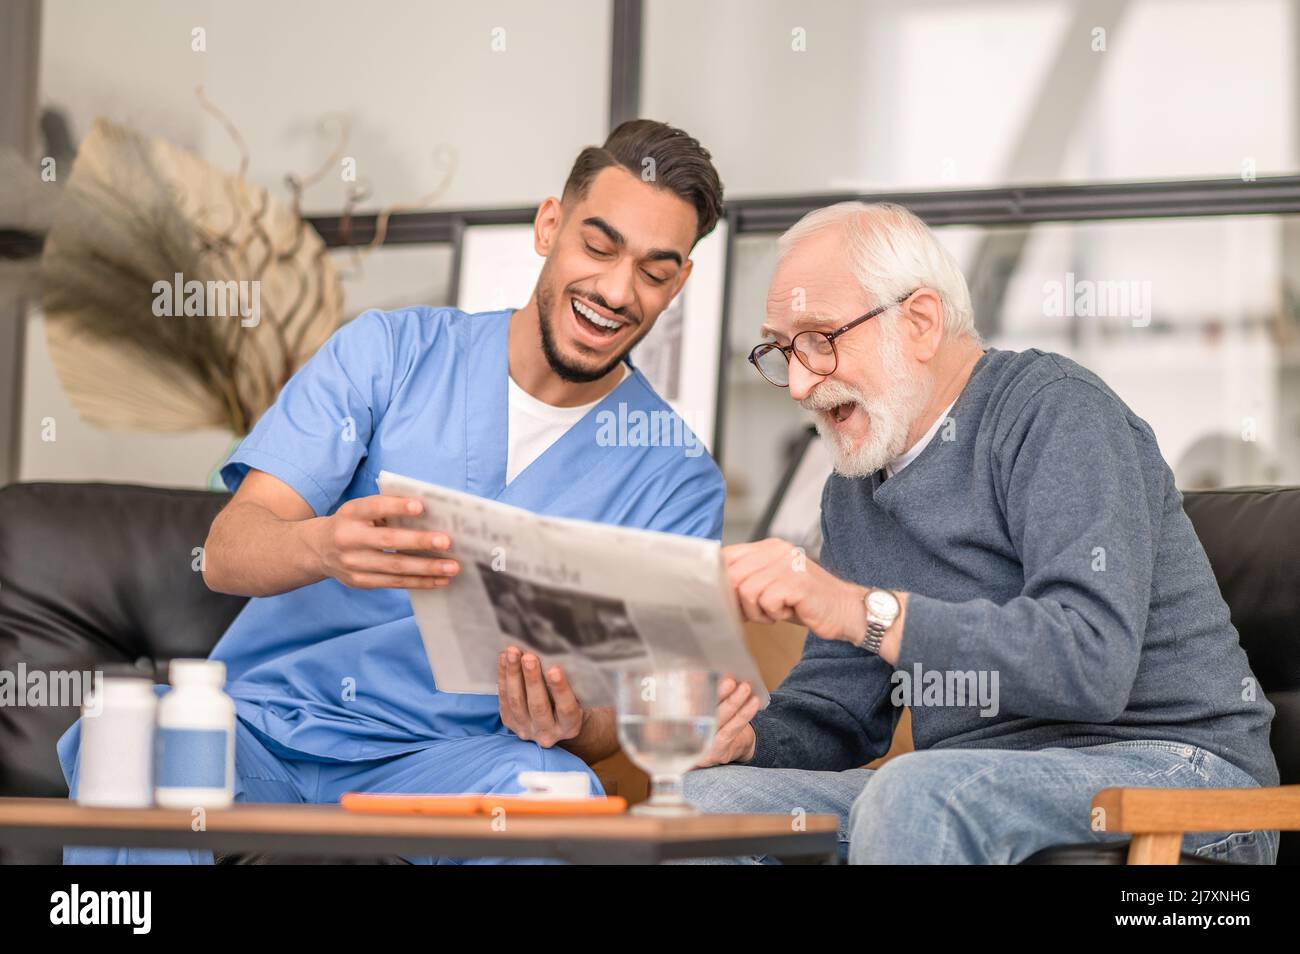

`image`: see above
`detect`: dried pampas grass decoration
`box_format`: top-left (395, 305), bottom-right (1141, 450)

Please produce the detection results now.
top-left (39, 113), bottom-right (345, 435)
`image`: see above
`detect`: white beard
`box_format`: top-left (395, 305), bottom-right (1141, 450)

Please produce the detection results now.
top-left (802, 330), bottom-right (933, 478)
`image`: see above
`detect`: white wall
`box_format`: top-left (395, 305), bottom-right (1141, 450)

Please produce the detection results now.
top-left (21, 0), bottom-right (609, 487)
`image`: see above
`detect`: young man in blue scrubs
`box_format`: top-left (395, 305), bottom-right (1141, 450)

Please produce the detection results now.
top-left (58, 120), bottom-right (758, 863)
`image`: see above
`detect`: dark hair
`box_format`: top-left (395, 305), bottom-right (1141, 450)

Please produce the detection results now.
top-left (562, 119), bottom-right (725, 244)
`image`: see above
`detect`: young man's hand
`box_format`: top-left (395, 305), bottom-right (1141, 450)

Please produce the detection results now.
top-left (497, 647), bottom-right (588, 748)
top-left (497, 648), bottom-right (623, 766)
top-left (308, 494), bottom-right (460, 590)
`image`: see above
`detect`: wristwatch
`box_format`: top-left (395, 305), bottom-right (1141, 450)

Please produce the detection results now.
top-left (857, 587), bottom-right (901, 654)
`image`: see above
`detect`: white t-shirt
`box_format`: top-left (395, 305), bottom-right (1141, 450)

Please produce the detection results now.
top-left (884, 399), bottom-right (957, 479)
top-left (505, 365), bottom-right (630, 484)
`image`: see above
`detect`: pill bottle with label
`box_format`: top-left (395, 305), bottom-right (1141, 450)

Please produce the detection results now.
top-left (154, 659), bottom-right (236, 808)
top-left (78, 674), bottom-right (158, 808)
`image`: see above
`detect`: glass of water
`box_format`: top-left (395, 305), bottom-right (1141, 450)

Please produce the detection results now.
top-left (615, 669), bottom-right (719, 816)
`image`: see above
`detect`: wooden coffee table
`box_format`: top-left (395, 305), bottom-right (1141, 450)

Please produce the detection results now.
top-left (0, 797), bottom-right (839, 864)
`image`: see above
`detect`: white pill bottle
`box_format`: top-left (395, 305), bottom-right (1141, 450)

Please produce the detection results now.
top-left (77, 675), bottom-right (158, 807)
top-left (154, 659), bottom-right (236, 808)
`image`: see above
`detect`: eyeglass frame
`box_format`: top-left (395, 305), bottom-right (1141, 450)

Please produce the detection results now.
top-left (747, 288), bottom-right (921, 387)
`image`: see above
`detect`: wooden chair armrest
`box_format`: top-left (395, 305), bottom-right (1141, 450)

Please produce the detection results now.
top-left (1090, 784), bottom-right (1300, 864)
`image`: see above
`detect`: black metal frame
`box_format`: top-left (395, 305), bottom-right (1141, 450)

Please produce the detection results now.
top-left (728, 175), bottom-right (1300, 231)
top-left (0, 0), bottom-right (41, 486)
top-left (609, 0), bottom-right (643, 130)
top-left (304, 175), bottom-right (1300, 249)
top-left (27, 174), bottom-right (1293, 296)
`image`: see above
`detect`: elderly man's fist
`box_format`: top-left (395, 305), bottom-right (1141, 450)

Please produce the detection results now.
top-left (724, 537), bottom-right (863, 639)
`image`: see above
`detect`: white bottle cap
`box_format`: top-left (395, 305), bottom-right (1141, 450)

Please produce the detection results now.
top-left (96, 674), bottom-right (154, 700)
top-left (82, 675), bottom-right (155, 717)
top-left (168, 658), bottom-right (226, 688)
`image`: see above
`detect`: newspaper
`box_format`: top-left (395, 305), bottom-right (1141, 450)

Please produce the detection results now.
top-left (377, 470), bottom-right (769, 710)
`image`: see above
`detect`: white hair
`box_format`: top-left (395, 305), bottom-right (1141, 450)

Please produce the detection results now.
top-left (777, 201), bottom-right (979, 342)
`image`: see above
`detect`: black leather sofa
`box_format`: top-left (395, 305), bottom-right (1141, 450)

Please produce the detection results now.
top-left (0, 481), bottom-right (1296, 865)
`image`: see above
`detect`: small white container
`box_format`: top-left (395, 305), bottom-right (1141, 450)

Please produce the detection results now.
top-left (517, 771), bottom-right (591, 799)
top-left (154, 659), bottom-right (236, 808)
top-left (77, 676), bottom-right (158, 808)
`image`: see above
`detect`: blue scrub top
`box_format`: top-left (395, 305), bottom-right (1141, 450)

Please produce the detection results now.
top-left (209, 306), bottom-right (725, 762)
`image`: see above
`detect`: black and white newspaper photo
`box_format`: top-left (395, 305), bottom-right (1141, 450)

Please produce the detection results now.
top-left (378, 470), bottom-right (769, 709)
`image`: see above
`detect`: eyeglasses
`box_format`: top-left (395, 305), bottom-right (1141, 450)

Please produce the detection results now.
top-left (748, 289), bottom-right (919, 387)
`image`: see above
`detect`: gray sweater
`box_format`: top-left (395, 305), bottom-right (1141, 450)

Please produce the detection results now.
top-left (749, 348), bottom-right (1280, 787)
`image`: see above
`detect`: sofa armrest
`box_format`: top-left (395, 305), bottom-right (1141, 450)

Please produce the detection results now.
top-left (1091, 784), bottom-right (1300, 863)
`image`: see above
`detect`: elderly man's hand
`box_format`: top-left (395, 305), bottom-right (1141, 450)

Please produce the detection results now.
top-left (723, 537), bottom-right (865, 641)
top-left (696, 675), bottom-right (763, 767)
top-left (497, 647), bottom-right (585, 747)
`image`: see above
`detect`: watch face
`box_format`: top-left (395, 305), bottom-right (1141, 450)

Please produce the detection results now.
top-left (866, 589), bottom-right (900, 620)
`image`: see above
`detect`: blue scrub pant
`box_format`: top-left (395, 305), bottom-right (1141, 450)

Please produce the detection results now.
top-left (58, 700), bottom-right (602, 865)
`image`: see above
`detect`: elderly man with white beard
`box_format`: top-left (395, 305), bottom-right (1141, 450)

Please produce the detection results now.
top-left (685, 201), bottom-right (1280, 865)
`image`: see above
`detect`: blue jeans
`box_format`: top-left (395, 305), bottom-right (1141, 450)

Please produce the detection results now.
top-left (682, 740), bottom-right (1280, 864)
top-left (59, 696), bottom-right (601, 865)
